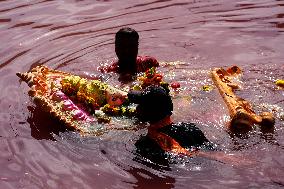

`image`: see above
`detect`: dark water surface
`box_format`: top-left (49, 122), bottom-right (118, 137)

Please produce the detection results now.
top-left (1, 0), bottom-right (284, 188)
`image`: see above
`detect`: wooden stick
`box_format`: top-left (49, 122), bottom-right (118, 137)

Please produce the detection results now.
top-left (211, 66), bottom-right (275, 131)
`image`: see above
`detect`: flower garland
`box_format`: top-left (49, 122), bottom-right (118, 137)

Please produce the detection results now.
top-left (60, 75), bottom-right (135, 119)
top-left (135, 67), bottom-right (170, 92)
top-left (61, 76), bottom-right (108, 109)
top-left (100, 104), bottom-right (136, 117)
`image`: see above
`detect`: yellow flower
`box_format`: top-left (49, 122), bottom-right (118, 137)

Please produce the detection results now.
top-left (202, 85), bottom-right (213, 91)
top-left (275, 79), bottom-right (284, 88)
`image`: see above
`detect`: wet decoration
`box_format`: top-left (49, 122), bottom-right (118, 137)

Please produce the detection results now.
top-left (134, 67), bottom-right (170, 92)
top-left (16, 66), bottom-right (135, 135)
top-left (211, 66), bottom-right (275, 132)
top-left (137, 67), bottom-right (163, 87)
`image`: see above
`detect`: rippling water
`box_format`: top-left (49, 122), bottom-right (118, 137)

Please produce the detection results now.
top-left (1, 0), bottom-right (284, 188)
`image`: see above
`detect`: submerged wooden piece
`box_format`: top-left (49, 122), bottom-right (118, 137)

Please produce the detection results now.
top-left (211, 66), bottom-right (275, 131)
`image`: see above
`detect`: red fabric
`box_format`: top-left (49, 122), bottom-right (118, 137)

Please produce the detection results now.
top-left (148, 128), bottom-right (192, 156)
top-left (147, 117), bottom-right (196, 156)
top-left (99, 56), bottom-right (159, 73)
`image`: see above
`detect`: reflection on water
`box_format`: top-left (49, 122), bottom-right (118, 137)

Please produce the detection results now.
top-left (27, 105), bottom-right (67, 140)
top-left (0, 0), bottom-right (284, 188)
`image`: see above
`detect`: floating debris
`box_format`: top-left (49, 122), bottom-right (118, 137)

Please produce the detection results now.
top-left (202, 85), bottom-right (213, 92)
top-left (275, 79), bottom-right (284, 88)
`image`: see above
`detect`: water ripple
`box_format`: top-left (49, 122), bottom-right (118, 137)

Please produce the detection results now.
top-left (0, 0), bottom-right (284, 188)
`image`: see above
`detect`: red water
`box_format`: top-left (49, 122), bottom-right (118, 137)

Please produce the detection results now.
top-left (1, 0), bottom-right (284, 188)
